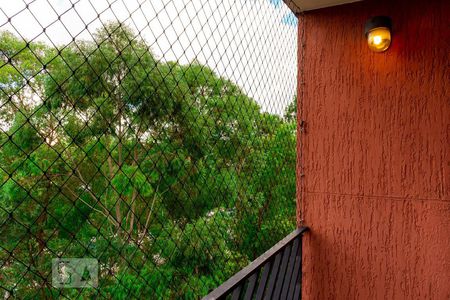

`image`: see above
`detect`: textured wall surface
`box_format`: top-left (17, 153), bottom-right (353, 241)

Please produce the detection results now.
top-left (296, 0), bottom-right (450, 299)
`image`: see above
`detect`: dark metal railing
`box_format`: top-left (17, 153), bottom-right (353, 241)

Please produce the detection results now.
top-left (203, 227), bottom-right (309, 300)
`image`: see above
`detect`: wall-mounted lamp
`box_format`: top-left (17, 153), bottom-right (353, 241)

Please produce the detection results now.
top-left (365, 16), bottom-right (392, 52)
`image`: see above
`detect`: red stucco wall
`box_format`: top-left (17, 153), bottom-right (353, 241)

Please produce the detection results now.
top-left (296, 0), bottom-right (450, 299)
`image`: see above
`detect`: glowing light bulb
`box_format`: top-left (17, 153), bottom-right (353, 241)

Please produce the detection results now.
top-left (367, 28), bottom-right (391, 52)
top-left (365, 16), bottom-right (392, 53)
top-left (373, 35), bottom-right (382, 45)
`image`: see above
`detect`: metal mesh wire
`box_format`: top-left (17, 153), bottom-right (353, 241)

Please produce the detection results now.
top-left (0, 0), bottom-right (297, 298)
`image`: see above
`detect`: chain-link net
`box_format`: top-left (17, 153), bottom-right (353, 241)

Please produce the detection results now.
top-left (0, 0), bottom-right (298, 298)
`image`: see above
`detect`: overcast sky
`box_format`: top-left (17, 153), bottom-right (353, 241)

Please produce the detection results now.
top-left (0, 0), bottom-right (297, 115)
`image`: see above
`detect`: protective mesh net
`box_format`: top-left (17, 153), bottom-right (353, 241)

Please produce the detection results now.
top-left (0, 0), bottom-right (298, 298)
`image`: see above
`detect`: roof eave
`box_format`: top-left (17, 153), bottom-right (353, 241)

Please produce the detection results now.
top-left (284, 0), bottom-right (363, 14)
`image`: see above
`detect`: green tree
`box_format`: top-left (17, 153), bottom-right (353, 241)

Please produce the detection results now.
top-left (0, 24), bottom-right (297, 299)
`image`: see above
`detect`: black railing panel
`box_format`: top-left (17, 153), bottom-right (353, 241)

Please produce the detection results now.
top-left (203, 227), bottom-right (308, 300)
top-left (255, 260), bottom-right (271, 300)
top-left (281, 237), bottom-right (300, 299)
top-left (286, 237), bottom-right (302, 299)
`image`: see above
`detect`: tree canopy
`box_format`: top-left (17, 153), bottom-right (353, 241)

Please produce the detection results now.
top-left (0, 23), bottom-right (297, 299)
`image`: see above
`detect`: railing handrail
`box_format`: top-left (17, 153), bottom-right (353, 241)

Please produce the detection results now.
top-left (203, 227), bottom-right (309, 300)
